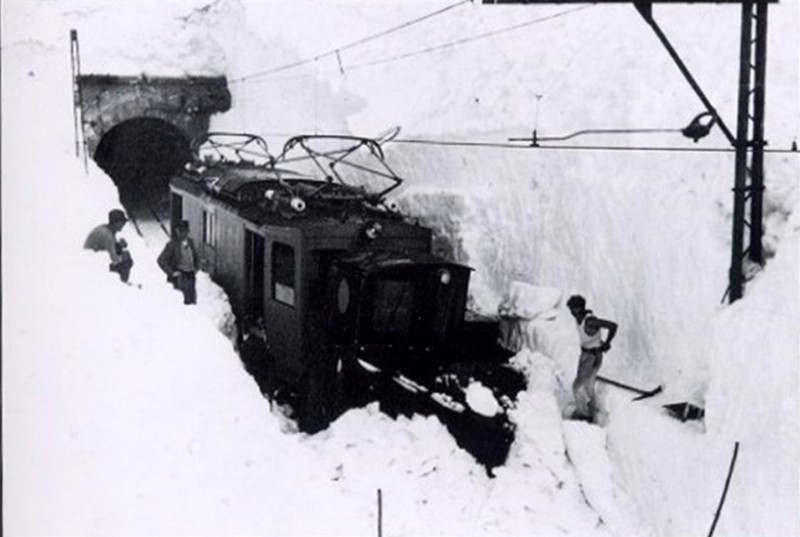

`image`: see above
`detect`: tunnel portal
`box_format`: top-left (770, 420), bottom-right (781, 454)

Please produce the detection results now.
top-left (77, 74), bottom-right (230, 218)
top-left (94, 118), bottom-right (191, 214)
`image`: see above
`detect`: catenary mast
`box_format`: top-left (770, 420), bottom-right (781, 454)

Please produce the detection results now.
top-left (483, 0), bottom-right (772, 303)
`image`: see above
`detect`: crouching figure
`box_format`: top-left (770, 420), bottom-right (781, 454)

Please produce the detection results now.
top-left (84, 208), bottom-right (134, 283)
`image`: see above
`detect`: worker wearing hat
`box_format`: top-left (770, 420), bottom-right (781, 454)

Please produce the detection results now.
top-left (84, 209), bottom-right (134, 282)
top-left (157, 220), bottom-right (199, 305)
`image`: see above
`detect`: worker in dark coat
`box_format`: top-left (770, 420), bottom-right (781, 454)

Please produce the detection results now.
top-left (84, 208), bottom-right (133, 283)
top-left (157, 220), bottom-right (199, 305)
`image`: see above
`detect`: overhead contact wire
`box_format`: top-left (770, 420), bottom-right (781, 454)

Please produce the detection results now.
top-left (344, 5), bottom-right (593, 72)
top-left (230, 0), bottom-right (471, 83)
top-left (390, 138), bottom-right (799, 154)
top-left (241, 4), bottom-right (593, 84)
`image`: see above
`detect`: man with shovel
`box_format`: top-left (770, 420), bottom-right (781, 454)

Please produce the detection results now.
top-left (567, 295), bottom-right (617, 422)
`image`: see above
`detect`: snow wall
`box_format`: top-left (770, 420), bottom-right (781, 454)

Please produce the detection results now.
top-left (388, 142), bottom-right (799, 536)
top-left (389, 144), bottom-right (797, 397)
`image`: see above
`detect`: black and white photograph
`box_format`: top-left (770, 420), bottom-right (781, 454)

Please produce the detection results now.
top-left (2, 0), bottom-right (799, 535)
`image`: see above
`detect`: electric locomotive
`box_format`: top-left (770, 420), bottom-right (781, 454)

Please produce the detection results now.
top-left (169, 133), bottom-right (524, 467)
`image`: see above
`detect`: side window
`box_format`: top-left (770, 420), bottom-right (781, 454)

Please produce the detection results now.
top-left (203, 209), bottom-right (217, 248)
top-left (171, 193), bottom-right (183, 228)
top-left (272, 242), bottom-right (295, 307)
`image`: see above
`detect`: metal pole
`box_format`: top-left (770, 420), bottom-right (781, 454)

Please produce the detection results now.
top-left (729, 0), bottom-right (754, 302)
top-left (70, 29), bottom-right (89, 171)
top-left (70, 30), bottom-right (81, 158)
top-left (749, 0), bottom-right (768, 265)
top-left (635, 5), bottom-right (737, 147)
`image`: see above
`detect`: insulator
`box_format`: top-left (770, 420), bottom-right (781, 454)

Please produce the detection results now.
top-left (682, 112), bottom-right (716, 143)
top-left (290, 197), bottom-right (306, 212)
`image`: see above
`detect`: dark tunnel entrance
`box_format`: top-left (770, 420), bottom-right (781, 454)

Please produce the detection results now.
top-left (94, 118), bottom-right (192, 219)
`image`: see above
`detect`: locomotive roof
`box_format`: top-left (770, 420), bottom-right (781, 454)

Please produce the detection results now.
top-left (183, 163), bottom-right (315, 193)
top-left (172, 169), bottom-right (406, 228)
top-left (174, 132), bottom-right (410, 229)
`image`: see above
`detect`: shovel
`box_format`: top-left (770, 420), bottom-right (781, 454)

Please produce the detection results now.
top-left (597, 375), bottom-right (663, 401)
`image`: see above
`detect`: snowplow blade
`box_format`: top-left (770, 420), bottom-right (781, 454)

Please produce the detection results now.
top-left (345, 354), bottom-right (526, 473)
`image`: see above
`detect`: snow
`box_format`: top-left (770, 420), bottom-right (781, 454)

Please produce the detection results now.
top-left (465, 381), bottom-right (501, 417)
top-left (3, 1), bottom-right (799, 536)
top-left (498, 281), bottom-right (562, 320)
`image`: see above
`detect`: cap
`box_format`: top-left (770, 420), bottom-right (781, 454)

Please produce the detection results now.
top-left (108, 209), bottom-right (128, 224)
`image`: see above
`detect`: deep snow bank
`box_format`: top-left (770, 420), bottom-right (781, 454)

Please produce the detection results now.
top-left (394, 141), bottom-right (799, 536)
top-left (703, 222), bottom-right (800, 536)
top-left (394, 143), bottom-right (739, 396)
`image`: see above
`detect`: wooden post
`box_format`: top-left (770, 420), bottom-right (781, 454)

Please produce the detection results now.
top-left (377, 488), bottom-right (383, 537)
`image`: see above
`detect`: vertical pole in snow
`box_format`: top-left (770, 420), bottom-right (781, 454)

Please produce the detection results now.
top-left (377, 488), bottom-right (383, 537)
top-left (70, 29), bottom-right (89, 172)
top-left (70, 29), bottom-right (82, 158)
top-left (707, 442), bottom-right (740, 537)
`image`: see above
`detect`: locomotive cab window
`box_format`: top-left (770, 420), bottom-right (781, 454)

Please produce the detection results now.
top-left (272, 242), bottom-right (296, 307)
top-left (371, 278), bottom-right (414, 335)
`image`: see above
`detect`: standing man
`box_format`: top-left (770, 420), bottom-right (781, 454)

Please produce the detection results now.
top-left (158, 220), bottom-right (199, 305)
top-left (84, 208), bottom-right (134, 283)
top-left (567, 295), bottom-right (617, 422)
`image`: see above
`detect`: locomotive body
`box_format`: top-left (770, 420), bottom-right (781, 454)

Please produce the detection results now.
top-left (169, 134), bottom-right (523, 465)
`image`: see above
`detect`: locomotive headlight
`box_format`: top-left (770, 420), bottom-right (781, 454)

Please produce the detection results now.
top-left (438, 269), bottom-right (451, 285)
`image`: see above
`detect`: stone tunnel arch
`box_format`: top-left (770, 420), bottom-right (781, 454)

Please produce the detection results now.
top-left (94, 117), bottom-right (192, 216)
top-left (77, 74), bottom-right (230, 219)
